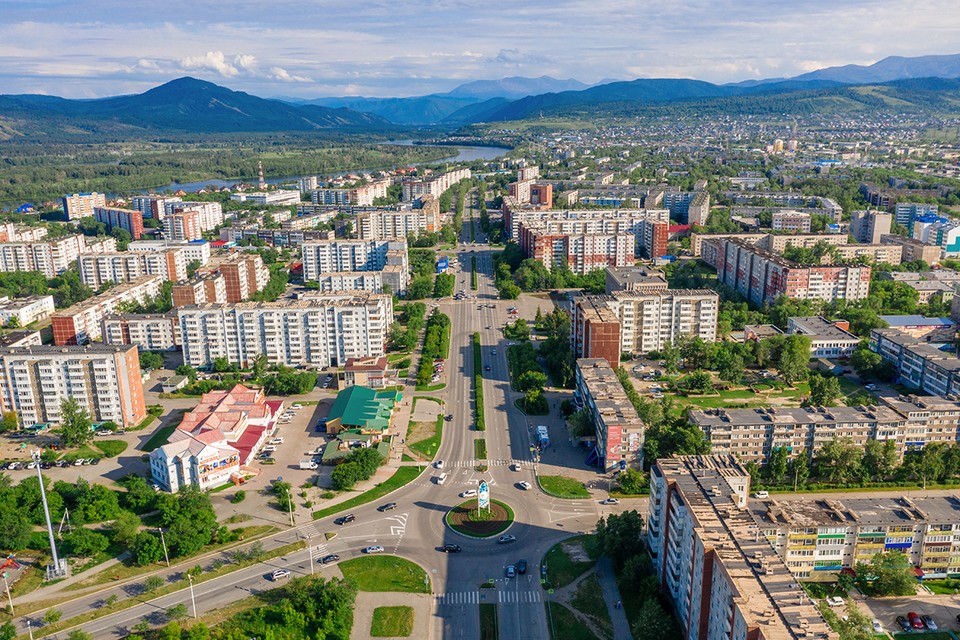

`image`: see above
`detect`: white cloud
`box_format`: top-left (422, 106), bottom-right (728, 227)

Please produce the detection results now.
top-left (179, 51), bottom-right (239, 77)
top-left (234, 54), bottom-right (259, 73)
top-left (270, 66), bottom-right (312, 83)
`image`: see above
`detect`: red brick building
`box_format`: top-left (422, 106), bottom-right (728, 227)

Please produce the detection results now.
top-left (571, 295), bottom-right (621, 368)
top-left (94, 206), bottom-right (144, 240)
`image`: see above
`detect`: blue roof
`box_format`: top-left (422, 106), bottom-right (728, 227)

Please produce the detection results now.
top-left (879, 315), bottom-right (956, 326)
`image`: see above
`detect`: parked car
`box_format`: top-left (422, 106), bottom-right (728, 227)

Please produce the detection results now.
top-left (871, 620), bottom-right (883, 633)
top-left (753, 491), bottom-right (770, 499)
top-left (498, 535), bottom-right (516, 544)
top-left (907, 612), bottom-right (924, 629)
top-left (896, 616), bottom-right (912, 632)
top-left (442, 544), bottom-right (462, 553)
top-left (271, 569), bottom-right (291, 581)
top-left (922, 615), bottom-right (937, 630)
top-left (826, 597), bottom-right (844, 607)
top-left (378, 502), bottom-right (398, 512)
top-left (517, 559), bottom-right (528, 574)
top-left (485, 365), bottom-right (491, 371)
top-left (601, 498), bottom-right (620, 505)
top-left (334, 514), bottom-right (356, 525)
top-left (319, 554), bottom-right (340, 565)
top-left (363, 546), bottom-right (384, 554)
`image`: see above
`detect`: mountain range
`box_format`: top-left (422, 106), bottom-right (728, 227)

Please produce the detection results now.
top-left (3, 53), bottom-right (960, 138)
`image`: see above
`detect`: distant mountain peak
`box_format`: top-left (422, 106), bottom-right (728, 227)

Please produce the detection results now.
top-left (444, 76), bottom-right (589, 100)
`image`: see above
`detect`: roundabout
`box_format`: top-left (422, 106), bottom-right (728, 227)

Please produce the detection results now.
top-left (445, 498), bottom-right (515, 537)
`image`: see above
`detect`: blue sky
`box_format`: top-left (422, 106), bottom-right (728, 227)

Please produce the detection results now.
top-left (1, 0), bottom-right (959, 98)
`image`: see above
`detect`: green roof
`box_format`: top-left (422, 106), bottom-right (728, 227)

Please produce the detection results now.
top-left (327, 386), bottom-right (400, 431)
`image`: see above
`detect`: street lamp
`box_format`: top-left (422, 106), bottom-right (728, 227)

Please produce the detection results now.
top-left (158, 528), bottom-right (170, 567)
top-left (2, 570), bottom-right (13, 616)
top-left (306, 535), bottom-right (314, 575)
top-left (186, 573), bottom-right (197, 619)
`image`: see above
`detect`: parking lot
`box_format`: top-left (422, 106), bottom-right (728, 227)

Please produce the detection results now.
top-left (858, 593), bottom-right (960, 635)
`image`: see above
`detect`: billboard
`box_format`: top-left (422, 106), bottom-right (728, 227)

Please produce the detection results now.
top-left (606, 425), bottom-right (622, 461)
top-left (478, 481), bottom-right (490, 509)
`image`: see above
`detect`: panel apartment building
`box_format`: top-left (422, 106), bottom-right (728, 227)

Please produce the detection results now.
top-left (571, 289), bottom-right (719, 366)
top-left (94, 206), bottom-right (144, 240)
top-left (0, 234), bottom-right (117, 278)
top-left (178, 292), bottom-right (393, 369)
top-left (709, 238), bottom-right (871, 306)
top-left (871, 327), bottom-right (960, 397)
top-left (355, 208), bottom-right (443, 240)
top-left (849, 210), bottom-right (893, 244)
top-left (0, 344), bottom-right (146, 428)
top-left (312, 179), bottom-right (390, 206)
top-left (131, 195), bottom-right (183, 221)
top-left (301, 239), bottom-right (409, 294)
top-left (401, 168), bottom-right (471, 202)
top-left (518, 226), bottom-right (636, 274)
top-left (62, 192), bottom-right (106, 220)
top-left (52, 275), bottom-right (164, 345)
top-left (574, 359), bottom-right (644, 471)
top-left (502, 204), bottom-right (670, 240)
top-left (102, 312), bottom-right (181, 351)
top-left (162, 201), bottom-right (224, 241)
top-left (78, 249), bottom-right (187, 289)
top-left (647, 456), bottom-right (835, 640)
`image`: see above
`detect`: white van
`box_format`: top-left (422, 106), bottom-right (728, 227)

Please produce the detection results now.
top-left (437, 473), bottom-right (448, 485)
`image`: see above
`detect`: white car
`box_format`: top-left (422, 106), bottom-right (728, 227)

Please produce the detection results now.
top-left (460, 489), bottom-right (478, 498)
top-left (435, 460), bottom-right (445, 469)
top-left (753, 491), bottom-right (769, 499)
top-left (363, 546), bottom-right (384, 554)
top-left (518, 481), bottom-right (532, 490)
top-left (871, 620), bottom-right (883, 633)
top-left (270, 438), bottom-right (284, 445)
top-left (825, 596), bottom-right (844, 607)
top-left (271, 569), bottom-right (291, 581)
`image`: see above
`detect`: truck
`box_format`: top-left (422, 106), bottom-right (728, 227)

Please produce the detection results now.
top-left (436, 256), bottom-right (449, 273)
top-left (536, 425), bottom-right (550, 449)
top-left (299, 459), bottom-right (319, 470)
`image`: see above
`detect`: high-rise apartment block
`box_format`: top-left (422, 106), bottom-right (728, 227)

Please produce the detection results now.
top-left (0, 344), bottom-right (146, 428)
top-left (298, 176), bottom-right (319, 192)
top-left (647, 188), bottom-right (711, 225)
top-left (178, 293), bottom-right (393, 368)
top-left (518, 226), bottom-right (635, 274)
top-left (640, 219), bottom-right (669, 259)
top-left (161, 201), bottom-right (224, 240)
top-left (311, 272), bottom-right (388, 293)
top-left (0, 223), bottom-right (47, 243)
top-left (102, 312), bottom-right (181, 351)
top-left (94, 206), bottom-right (144, 240)
top-left (575, 358), bottom-right (645, 471)
top-left (850, 210), bottom-right (892, 244)
top-left (78, 249), bottom-right (187, 289)
top-left (131, 195), bottom-right (182, 221)
top-left (52, 275), bottom-right (164, 345)
top-left (0, 235), bottom-right (117, 278)
top-left (871, 327), bottom-right (960, 397)
top-left (771, 210), bottom-right (812, 232)
top-left (880, 235), bottom-right (943, 264)
top-left (230, 190), bottom-right (301, 206)
top-left (127, 239), bottom-right (211, 265)
top-left (502, 205), bottom-right (669, 241)
top-left (62, 192), bottom-right (106, 220)
top-left (709, 238), bottom-right (871, 306)
top-left (647, 456), bottom-right (835, 640)
top-left (301, 239), bottom-right (409, 293)
top-left (603, 266), bottom-right (669, 293)
top-left (172, 272), bottom-right (227, 307)
top-left (311, 179), bottom-right (390, 206)
top-left (215, 253), bottom-right (269, 303)
top-left (894, 202), bottom-right (938, 226)
top-left (355, 209), bottom-right (443, 240)
top-left (401, 168), bottom-right (471, 202)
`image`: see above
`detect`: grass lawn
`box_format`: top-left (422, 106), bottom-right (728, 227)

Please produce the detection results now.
top-left (802, 582), bottom-right (846, 599)
top-left (570, 574), bottom-right (613, 637)
top-left (132, 415), bottom-right (157, 432)
top-left (62, 444), bottom-right (101, 461)
top-left (921, 579), bottom-right (960, 595)
top-left (142, 423), bottom-right (177, 452)
top-left (370, 605), bottom-right (414, 637)
top-left (475, 438), bottom-right (487, 459)
top-left (312, 467), bottom-right (422, 520)
top-left (339, 556), bottom-right (431, 593)
top-left (94, 439), bottom-right (127, 457)
top-left (415, 383), bottom-right (446, 392)
top-left (545, 602), bottom-right (599, 640)
top-left (409, 416), bottom-right (443, 460)
top-left (480, 603), bottom-right (498, 640)
top-left (401, 453), bottom-right (417, 462)
top-left (542, 534), bottom-right (599, 589)
top-left (539, 475), bottom-right (590, 499)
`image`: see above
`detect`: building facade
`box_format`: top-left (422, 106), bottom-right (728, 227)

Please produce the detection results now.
top-left (871, 327), bottom-right (960, 397)
top-left (786, 316), bottom-right (860, 358)
top-left (78, 249), bottom-right (187, 288)
top-left (517, 226), bottom-right (636, 273)
top-left (301, 239), bottom-right (409, 292)
top-left (51, 275), bottom-right (164, 345)
top-left (354, 209), bottom-right (443, 240)
top-left (94, 206), bottom-right (144, 240)
top-left (401, 168), bottom-right (471, 202)
top-left (850, 210), bottom-right (893, 244)
top-left (0, 235), bottom-right (117, 278)
top-left (771, 210), bottom-right (812, 232)
top-left (575, 358), bottom-right (644, 471)
top-left (0, 295), bottom-right (55, 327)
top-left (102, 312), bottom-right (181, 351)
top-left (62, 192), bottom-right (106, 220)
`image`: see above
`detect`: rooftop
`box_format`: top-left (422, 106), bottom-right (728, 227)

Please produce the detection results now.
top-left (750, 495), bottom-right (960, 528)
top-left (0, 343), bottom-right (137, 356)
top-left (55, 275), bottom-right (163, 316)
top-left (576, 359), bottom-right (644, 428)
top-left (690, 405), bottom-right (904, 428)
top-left (787, 316), bottom-right (859, 343)
top-left (328, 386), bottom-right (400, 431)
top-left (878, 315), bottom-right (958, 327)
top-left (181, 291), bottom-right (390, 311)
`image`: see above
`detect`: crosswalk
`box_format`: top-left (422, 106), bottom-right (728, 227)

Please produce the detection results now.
top-left (449, 459), bottom-right (527, 468)
top-left (434, 590), bottom-right (543, 606)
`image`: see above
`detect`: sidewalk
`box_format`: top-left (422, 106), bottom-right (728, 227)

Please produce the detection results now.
top-left (595, 556), bottom-right (632, 640)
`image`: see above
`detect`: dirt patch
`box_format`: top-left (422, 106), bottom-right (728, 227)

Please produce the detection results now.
top-left (562, 541), bottom-right (590, 563)
top-left (406, 421), bottom-right (435, 443)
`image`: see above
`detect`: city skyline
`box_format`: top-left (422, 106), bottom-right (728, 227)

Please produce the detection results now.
top-left (2, 0), bottom-right (960, 99)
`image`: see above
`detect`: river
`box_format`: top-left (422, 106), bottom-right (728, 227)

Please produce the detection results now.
top-left (141, 142), bottom-right (510, 194)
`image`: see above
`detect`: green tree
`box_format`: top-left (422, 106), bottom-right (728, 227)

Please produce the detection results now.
top-left (158, 485), bottom-right (218, 557)
top-left (631, 600), bottom-right (678, 640)
top-left (862, 440), bottom-right (897, 481)
top-left (407, 275), bottom-right (434, 300)
top-left (617, 468), bottom-right (647, 495)
top-left (59, 397), bottom-right (92, 447)
top-left (596, 510), bottom-right (645, 565)
top-left (166, 603), bottom-right (189, 622)
top-left (175, 364), bottom-right (198, 382)
top-left (854, 550), bottom-right (916, 596)
top-left (109, 509), bottom-right (142, 546)
top-left (139, 351), bottom-right (165, 371)
top-left (64, 528), bottom-right (109, 557)
top-left (717, 354), bottom-right (745, 385)
top-left (567, 409), bottom-right (595, 438)
top-left (776, 335), bottom-right (811, 384)
top-left (807, 373), bottom-right (842, 406)
top-left (0, 621), bottom-right (16, 640)
top-left (144, 575), bottom-right (165, 592)
top-left (250, 353), bottom-right (268, 382)
top-left (0, 411), bottom-right (18, 432)
top-left (133, 531), bottom-right (164, 566)
top-left (516, 370), bottom-right (547, 393)
top-left (813, 437), bottom-right (862, 484)
top-left (43, 609), bottom-right (62, 625)
top-left (766, 446), bottom-right (789, 485)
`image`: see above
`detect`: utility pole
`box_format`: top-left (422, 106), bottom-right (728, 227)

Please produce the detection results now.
top-left (26, 620), bottom-right (33, 640)
top-left (158, 528), bottom-right (170, 567)
top-left (34, 451), bottom-right (68, 580)
top-left (306, 535), bottom-right (314, 575)
top-left (286, 490), bottom-right (295, 527)
top-left (187, 573), bottom-right (197, 619)
top-left (2, 571), bottom-right (13, 616)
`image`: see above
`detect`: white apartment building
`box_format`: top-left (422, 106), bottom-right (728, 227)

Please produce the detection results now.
top-left (127, 239), bottom-right (211, 265)
top-left (0, 235), bottom-right (117, 278)
top-left (401, 168), bottom-right (471, 202)
top-left (771, 210), bottom-right (812, 232)
top-left (102, 312), bottom-right (181, 351)
top-left (229, 190), bottom-right (301, 206)
top-left (309, 272), bottom-right (386, 293)
top-left (298, 176), bottom-right (318, 192)
top-left (52, 275), bottom-right (164, 345)
top-left (355, 209), bottom-right (443, 240)
top-left (131, 195), bottom-right (183, 221)
top-left (78, 249), bottom-right (187, 289)
top-left (62, 192), bottom-right (106, 220)
top-left (647, 456), bottom-right (835, 640)
top-left (0, 344), bottom-right (146, 428)
top-left (312, 179), bottom-right (390, 206)
top-left (178, 293), bottom-right (393, 368)
top-left (301, 239), bottom-right (409, 293)
top-left (163, 201), bottom-right (224, 234)
top-left (504, 207), bottom-right (670, 241)
top-left (0, 295), bottom-right (55, 327)
top-left (605, 289), bottom-right (720, 354)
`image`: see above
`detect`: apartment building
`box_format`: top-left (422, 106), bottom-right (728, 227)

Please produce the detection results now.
top-left (301, 239), bottom-right (409, 292)
top-left (230, 190), bottom-right (301, 206)
top-left (648, 456), bottom-right (835, 640)
top-left (0, 235), bottom-right (117, 278)
top-left (649, 189), bottom-right (711, 225)
top-left (355, 209), bottom-right (443, 240)
top-left (0, 223), bottom-right (47, 243)
top-left (401, 168), bottom-right (471, 202)
top-left (219, 227), bottom-right (334, 247)
top-left (312, 180), bottom-right (390, 206)
top-left (102, 312), bottom-right (181, 351)
top-left (178, 292), bottom-right (393, 368)
top-left (131, 195), bottom-right (182, 220)
top-left (878, 315), bottom-right (958, 342)
top-left (163, 210), bottom-right (203, 241)
top-left (880, 235), bottom-right (942, 264)
top-left (51, 275), bottom-right (164, 345)
top-left (571, 289), bottom-right (719, 362)
top-left (501, 205), bottom-right (670, 240)
top-left (786, 316), bottom-right (860, 358)
top-left (128, 239), bottom-right (211, 265)
top-left (0, 330), bottom-right (42, 348)
top-left (216, 253), bottom-right (269, 303)
top-left (62, 192), bottom-right (106, 220)
top-left (508, 180), bottom-right (553, 208)
top-left (694, 233), bottom-right (848, 260)
top-left (298, 176), bottom-right (318, 192)
top-left (894, 202), bottom-right (938, 226)
top-left (639, 219), bottom-right (669, 259)
top-left (94, 206), bottom-right (144, 240)
top-left (771, 210), bottom-right (812, 232)
top-left (0, 295), bottom-right (55, 327)
top-left (0, 344), bottom-right (146, 428)
top-left (871, 327), bottom-right (960, 397)
top-left (166, 201), bottom-right (224, 229)
top-left (850, 210), bottom-right (892, 244)
top-left (710, 238), bottom-right (871, 306)
top-left (172, 272), bottom-right (227, 308)
top-left (78, 249), bottom-right (187, 288)
top-left (517, 226), bottom-right (635, 274)
top-left (751, 494), bottom-right (960, 580)
top-left (574, 358), bottom-right (644, 471)
top-left (833, 243), bottom-right (903, 265)
top-left (603, 266), bottom-right (668, 294)
top-left (310, 272), bottom-right (388, 293)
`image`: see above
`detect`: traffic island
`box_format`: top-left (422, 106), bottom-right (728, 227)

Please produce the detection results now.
top-left (445, 499), bottom-right (514, 537)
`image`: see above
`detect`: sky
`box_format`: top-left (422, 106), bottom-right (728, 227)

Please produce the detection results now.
top-left (2, 0), bottom-right (960, 99)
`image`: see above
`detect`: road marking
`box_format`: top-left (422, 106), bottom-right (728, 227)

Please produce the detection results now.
top-left (436, 591), bottom-right (481, 605)
top-left (497, 590), bottom-right (543, 604)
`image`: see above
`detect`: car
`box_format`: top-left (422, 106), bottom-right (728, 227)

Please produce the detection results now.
top-left (485, 325), bottom-right (492, 330)
top-left (491, 349), bottom-right (497, 355)
top-left (460, 489), bottom-right (478, 498)
top-left (115, 429), bottom-right (126, 435)
top-left (363, 546), bottom-right (384, 554)
top-left (871, 620), bottom-right (883, 634)
top-left (651, 392), bottom-right (664, 399)
top-left (291, 404), bottom-right (303, 409)
top-left (826, 597), bottom-right (844, 607)
top-left (505, 565), bottom-right (516, 578)
top-left (442, 544), bottom-right (462, 553)
top-left (498, 535), bottom-right (516, 544)
top-left (753, 491), bottom-right (770, 499)
top-left (378, 502), bottom-right (398, 511)
top-left (518, 481), bottom-right (532, 490)
top-left (25, 461), bottom-right (36, 469)
top-left (922, 615), bottom-right (937, 630)
top-left (435, 460), bottom-right (445, 469)
top-left (601, 498), bottom-right (620, 505)
top-left (510, 463), bottom-right (521, 471)
top-left (7, 462), bottom-right (20, 470)
top-left (485, 365), bottom-right (491, 371)
top-left (907, 612), bottom-right (923, 629)
top-left (271, 569), bottom-right (291, 580)
top-left (517, 559), bottom-right (528, 574)
top-left (334, 514), bottom-right (356, 525)
top-left (445, 414), bottom-right (454, 422)
top-left (270, 438), bottom-right (284, 445)
top-left (895, 616), bottom-right (912, 631)
top-left (319, 554), bottom-right (340, 564)
top-left (90, 457), bottom-right (100, 465)
top-left (865, 383), bottom-right (878, 391)
top-left (74, 458), bottom-right (85, 466)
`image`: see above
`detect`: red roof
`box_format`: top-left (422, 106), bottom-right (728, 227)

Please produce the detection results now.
top-left (232, 424), bottom-right (268, 466)
top-left (668, 224), bottom-right (691, 233)
top-left (210, 240), bottom-right (228, 247)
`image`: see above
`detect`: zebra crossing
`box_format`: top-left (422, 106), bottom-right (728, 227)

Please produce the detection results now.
top-left (434, 590), bottom-right (543, 606)
top-left (450, 458), bottom-right (526, 468)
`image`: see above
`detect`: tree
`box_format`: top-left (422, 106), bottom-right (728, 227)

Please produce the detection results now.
top-left (159, 486), bottom-right (218, 557)
top-left (516, 370), bottom-right (547, 393)
top-left (596, 510), bottom-right (646, 565)
top-left (567, 409), bottom-right (595, 438)
top-left (212, 357), bottom-right (234, 373)
top-left (631, 600), bottom-right (678, 640)
top-left (139, 351), bottom-right (165, 371)
top-left (144, 575), bottom-right (165, 592)
top-left (132, 531), bottom-right (164, 566)
top-left (862, 440), bottom-right (897, 481)
top-left (64, 528), bottom-right (109, 557)
top-left (776, 335), bottom-right (811, 384)
top-left (250, 353), bottom-right (268, 382)
top-left (0, 411), bottom-right (17, 432)
top-left (407, 275), bottom-right (434, 300)
top-left (175, 364), bottom-right (198, 382)
top-left (59, 397), bottom-right (92, 448)
top-left (111, 227), bottom-right (133, 250)
top-left (807, 373), bottom-right (842, 406)
top-left (0, 622), bottom-right (16, 640)
top-left (813, 437), bottom-right (862, 484)
top-left (166, 603), bottom-right (188, 622)
top-left (66, 630), bottom-right (93, 640)
top-left (43, 609), bottom-right (62, 625)
top-left (854, 550), bottom-right (916, 596)
top-left (109, 509), bottom-right (142, 546)
top-left (717, 354), bottom-right (745, 385)
top-left (766, 446), bottom-right (789, 485)
top-left (617, 468), bottom-right (647, 495)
